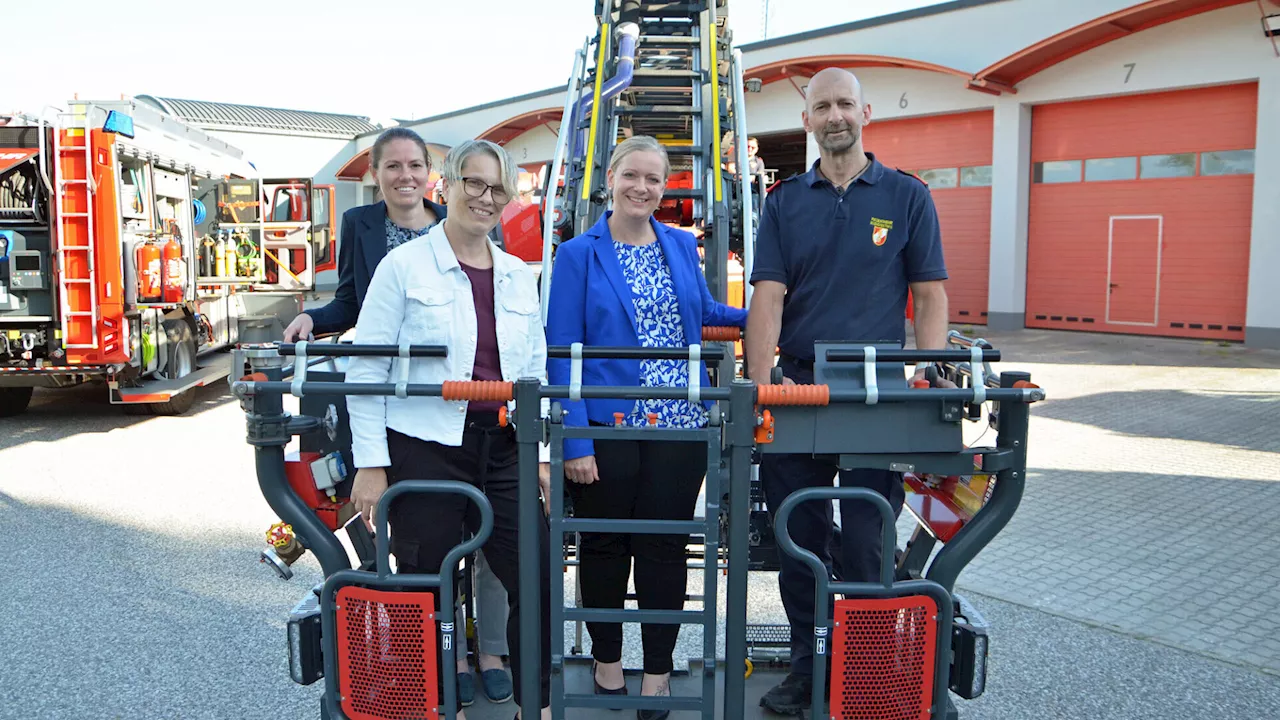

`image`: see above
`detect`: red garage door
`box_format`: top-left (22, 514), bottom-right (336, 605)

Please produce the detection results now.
top-left (864, 110), bottom-right (993, 324)
top-left (1026, 83), bottom-right (1257, 341)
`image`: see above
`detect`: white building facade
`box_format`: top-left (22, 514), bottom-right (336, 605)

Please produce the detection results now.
top-left (249, 0), bottom-right (1280, 347)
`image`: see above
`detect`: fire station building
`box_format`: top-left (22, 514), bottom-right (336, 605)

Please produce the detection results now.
top-left (191, 0), bottom-right (1280, 348)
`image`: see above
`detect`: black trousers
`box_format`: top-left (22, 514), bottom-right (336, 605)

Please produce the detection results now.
top-left (760, 358), bottom-right (906, 678)
top-left (386, 418), bottom-right (552, 708)
top-left (570, 435), bottom-right (707, 674)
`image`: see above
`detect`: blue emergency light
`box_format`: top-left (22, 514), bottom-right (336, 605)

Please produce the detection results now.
top-left (103, 110), bottom-right (135, 139)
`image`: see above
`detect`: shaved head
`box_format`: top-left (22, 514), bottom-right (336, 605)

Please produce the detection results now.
top-left (802, 66), bottom-right (872, 157)
top-left (806, 67), bottom-right (864, 112)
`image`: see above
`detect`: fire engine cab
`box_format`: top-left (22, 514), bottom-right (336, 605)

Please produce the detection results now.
top-left (0, 99), bottom-right (335, 417)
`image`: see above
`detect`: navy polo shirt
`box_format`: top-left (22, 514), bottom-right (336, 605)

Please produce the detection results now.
top-left (750, 153), bottom-right (947, 359)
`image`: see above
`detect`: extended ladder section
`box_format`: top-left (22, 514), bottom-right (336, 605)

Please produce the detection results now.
top-left (543, 0), bottom-right (754, 309)
top-left (51, 109), bottom-right (99, 350)
top-left (533, 4), bottom-right (757, 717)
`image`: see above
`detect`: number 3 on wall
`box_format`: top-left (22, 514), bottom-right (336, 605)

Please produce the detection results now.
top-left (899, 92), bottom-right (908, 109)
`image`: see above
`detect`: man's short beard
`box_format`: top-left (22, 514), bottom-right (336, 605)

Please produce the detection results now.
top-left (818, 126), bottom-right (859, 153)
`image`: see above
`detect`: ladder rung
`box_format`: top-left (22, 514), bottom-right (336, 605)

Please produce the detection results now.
top-left (639, 35), bottom-right (699, 46)
top-left (58, 146), bottom-right (88, 152)
top-left (59, 245), bottom-right (92, 250)
top-left (561, 607), bottom-right (704, 625)
top-left (61, 179), bottom-right (89, 185)
top-left (65, 311), bottom-right (94, 317)
top-left (561, 694), bottom-right (705, 712)
top-left (60, 213), bottom-right (90, 218)
top-left (561, 518), bottom-right (705, 534)
top-left (634, 68), bottom-right (700, 78)
top-left (663, 146), bottom-right (706, 156)
top-left (615, 105), bottom-right (700, 116)
top-left (62, 279), bottom-right (92, 284)
top-left (662, 188), bottom-right (703, 199)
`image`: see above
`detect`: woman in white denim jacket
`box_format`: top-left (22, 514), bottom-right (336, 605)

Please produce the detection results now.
top-left (345, 139), bottom-right (553, 720)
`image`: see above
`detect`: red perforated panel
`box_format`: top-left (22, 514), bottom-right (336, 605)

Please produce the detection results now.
top-left (829, 596), bottom-right (938, 720)
top-left (336, 587), bottom-right (439, 720)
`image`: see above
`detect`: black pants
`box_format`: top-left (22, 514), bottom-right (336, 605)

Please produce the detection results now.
top-left (760, 358), bottom-right (905, 678)
top-left (386, 419), bottom-right (552, 708)
top-left (570, 436), bottom-right (706, 674)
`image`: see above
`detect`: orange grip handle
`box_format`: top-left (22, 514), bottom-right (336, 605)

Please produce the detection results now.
top-left (756, 384), bottom-right (830, 406)
top-left (441, 380), bottom-right (514, 402)
top-left (702, 326), bottom-right (742, 342)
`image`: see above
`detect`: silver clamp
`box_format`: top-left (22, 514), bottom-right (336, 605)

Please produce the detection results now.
top-left (569, 342), bottom-right (583, 402)
top-left (687, 343), bottom-right (701, 403)
top-left (863, 346), bottom-right (878, 405)
top-left (289, 340), bottom-right (308, 397)
top-left (970, 346), bottom-right (986, 404)
top-left (395, 341), bottom-right (411, 399)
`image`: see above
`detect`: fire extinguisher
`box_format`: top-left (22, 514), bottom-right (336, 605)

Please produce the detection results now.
top-left (135, 240), bottom-right (161, 302)
top-left (162, 236), bottom-right (185, 303)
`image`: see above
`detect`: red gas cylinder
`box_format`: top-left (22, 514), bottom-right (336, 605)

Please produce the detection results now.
top-left (136, 241), bottom-right (161, 302)
top-left (162, 237), bottom-right (185, 303)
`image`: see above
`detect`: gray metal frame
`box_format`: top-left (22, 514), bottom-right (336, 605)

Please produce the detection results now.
top-left (234, 338), bottom-right (1042, 720)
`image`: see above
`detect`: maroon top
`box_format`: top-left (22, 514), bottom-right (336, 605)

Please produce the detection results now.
top-left (460, 262), bottom-right (503, 412)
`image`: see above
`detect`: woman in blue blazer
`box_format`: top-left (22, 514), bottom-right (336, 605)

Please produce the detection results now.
top-left (545, 135), bottom-right (747, 716)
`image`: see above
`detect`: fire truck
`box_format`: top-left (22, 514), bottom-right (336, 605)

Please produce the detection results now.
top-left (0, 99), bottom-right (335, 417)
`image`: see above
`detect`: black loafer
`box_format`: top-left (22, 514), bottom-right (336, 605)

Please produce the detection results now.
top-left (593, 661), bottom-right (628, 709)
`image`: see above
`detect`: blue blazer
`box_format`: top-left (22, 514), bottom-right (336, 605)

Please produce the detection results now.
top-left (308, 199), bottom-right (447, 336)
top-left (545, 213), bottom-right (748, 460)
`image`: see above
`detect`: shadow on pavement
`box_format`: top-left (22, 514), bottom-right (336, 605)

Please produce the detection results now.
top-left (0, 381), bottom-right (235, 452)
top-left (1031, 388), bottom-right (1280, 453)
top-left (940, 326), bottom-right (1280, 370)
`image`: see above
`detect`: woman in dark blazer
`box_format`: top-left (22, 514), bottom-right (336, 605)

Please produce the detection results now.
top-left (283, 127), bottom-right (447, 341)
top-left (545, 135), bottom-right (747, 717)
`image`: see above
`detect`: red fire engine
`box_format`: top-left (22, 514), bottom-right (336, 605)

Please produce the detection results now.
top-left (0, 99), bottom-right (335, 416)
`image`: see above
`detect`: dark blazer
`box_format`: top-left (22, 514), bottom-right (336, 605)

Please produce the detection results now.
top-left (308, 199), bottom-right (447, 336)
top-left (546, 212), bottom-right (748, 460)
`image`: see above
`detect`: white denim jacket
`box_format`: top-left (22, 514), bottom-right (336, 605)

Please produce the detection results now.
top-left (346, 222), bottom-right (548, 469)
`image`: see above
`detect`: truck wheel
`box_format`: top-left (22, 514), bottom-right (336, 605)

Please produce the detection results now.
top-left (150, 319), bottom-right (198, 416)
top-left (0, 387), bottom-right (34, 418)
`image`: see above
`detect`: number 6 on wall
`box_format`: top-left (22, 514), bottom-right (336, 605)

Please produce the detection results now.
top-left (899, 92), bottom-right (909, 109)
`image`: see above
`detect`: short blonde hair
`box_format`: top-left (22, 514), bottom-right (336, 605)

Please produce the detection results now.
top-left (443, 139), bottom-right (518, 200)
top-left (608, 135), bottom-right (670, 180)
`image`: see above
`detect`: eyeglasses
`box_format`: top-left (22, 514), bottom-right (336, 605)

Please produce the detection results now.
top-left (459, 176), bottom-right (510, 205)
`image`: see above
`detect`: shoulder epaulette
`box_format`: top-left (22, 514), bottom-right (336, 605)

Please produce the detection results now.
top-left (896, 168), bottom-right (929, 187)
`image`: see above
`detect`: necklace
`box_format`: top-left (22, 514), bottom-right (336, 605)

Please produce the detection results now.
top-left (823, 156), bottom-right (871, 192)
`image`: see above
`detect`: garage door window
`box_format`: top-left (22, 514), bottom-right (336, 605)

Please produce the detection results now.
top-left (1201, 149), bottom-right (1255, 176)
top-left (1033, 160), bottom-right (1081, 183)
top-left (1084, 156), bottom-right (1137, 182)
top-left (1139, 153), bottom-right (1196, 179)
top-left (960, 165), bottom-right (993, 187)
top-left (915, 168), bottom-right (958, 188)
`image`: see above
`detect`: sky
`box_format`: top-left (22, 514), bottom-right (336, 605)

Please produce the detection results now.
top-left (6, 0), bottom-right (947, 124)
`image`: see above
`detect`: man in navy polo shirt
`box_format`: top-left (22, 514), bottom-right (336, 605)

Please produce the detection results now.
top-left (745, 67), bottom-right (952, 715)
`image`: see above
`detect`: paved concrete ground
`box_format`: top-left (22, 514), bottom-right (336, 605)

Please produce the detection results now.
top-left (1, 326), bottom-right (1278, 719)
top-left (942, 327), bottom-right (1280, 677)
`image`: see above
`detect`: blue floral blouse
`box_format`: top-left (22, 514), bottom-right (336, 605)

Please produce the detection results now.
top-left (614, 240), bottom-right (707, 429)
top-left (386, 217), bottom-right (436, 252)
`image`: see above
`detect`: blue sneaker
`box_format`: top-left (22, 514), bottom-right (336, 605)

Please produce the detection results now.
top-left (481, 667), bottom-right (513, 703)
top-left (457, 672), bottom-right (475, 707)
